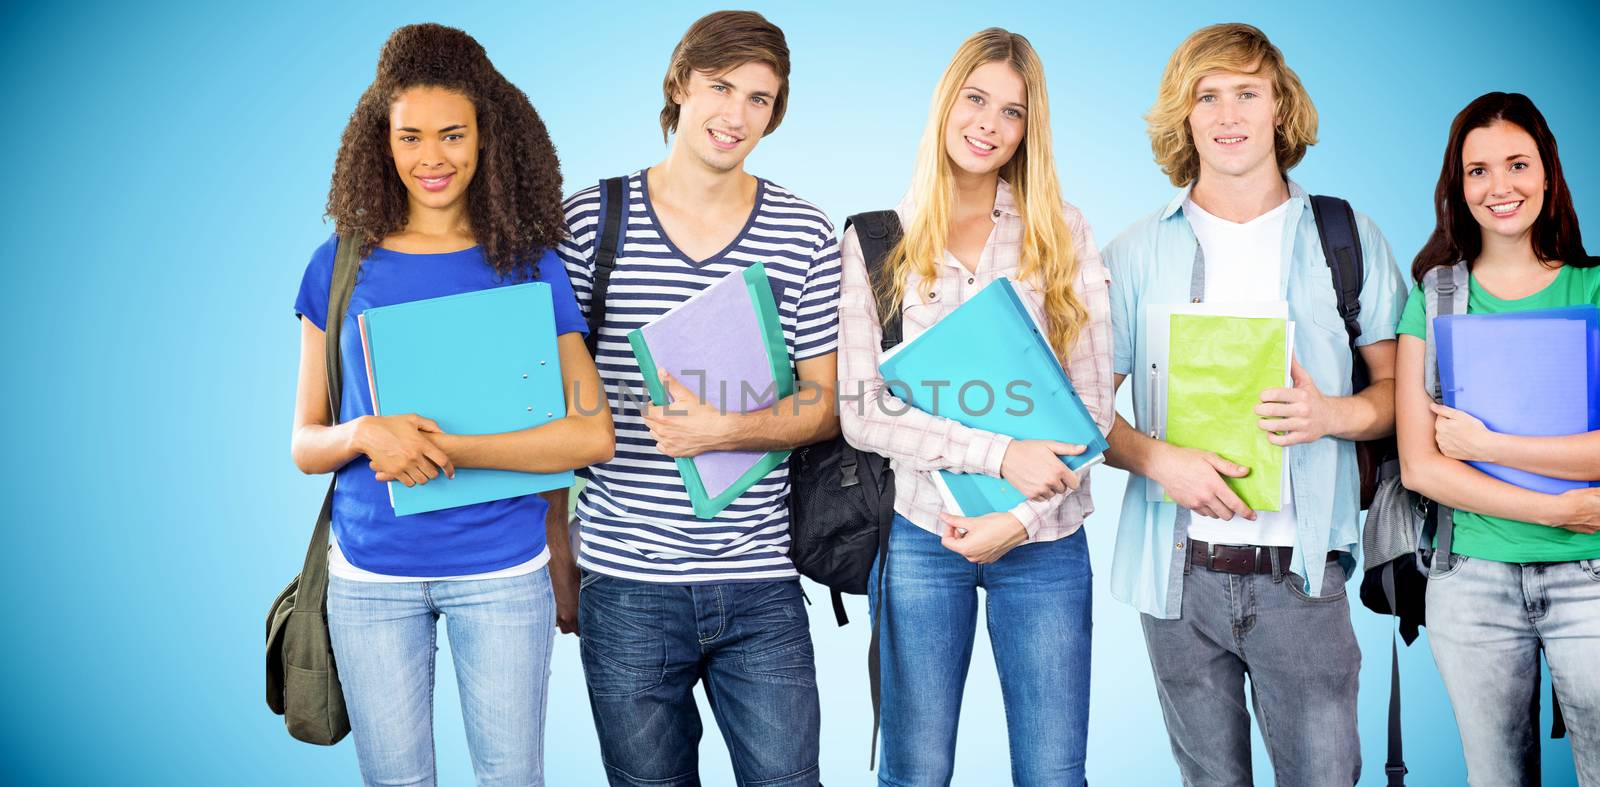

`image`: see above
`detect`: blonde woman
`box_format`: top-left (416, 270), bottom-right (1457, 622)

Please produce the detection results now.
top-left (837, 28), bottom-right (1112, 786)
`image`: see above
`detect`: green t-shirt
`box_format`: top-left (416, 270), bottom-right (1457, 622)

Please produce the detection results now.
top-left (1397, 263), bottom-right (1600, 563)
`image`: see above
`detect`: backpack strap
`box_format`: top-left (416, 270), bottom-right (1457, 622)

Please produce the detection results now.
top-left (846, 210), bottom-right (906, 351)
top-left (1420, 261), bottom-right (1467, 569)
top-left (585, 176), bottom-right (628, 358)
top-left (1311, 196), bottom-right (1367, 387)
top-left (1421, 261), bottom-right (1469, 402)
top-left (844, 208), bottom-right (906, 768)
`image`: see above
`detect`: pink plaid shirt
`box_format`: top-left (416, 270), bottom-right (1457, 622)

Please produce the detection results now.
top-left (836, 179), bottom-right (1114, 541)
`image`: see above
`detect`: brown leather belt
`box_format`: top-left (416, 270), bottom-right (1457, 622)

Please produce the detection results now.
top-left (1188, 539), bottom-right (1341, 575)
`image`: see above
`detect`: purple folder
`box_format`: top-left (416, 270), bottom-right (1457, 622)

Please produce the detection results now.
top-left (1435, 305), bottom-right (1600, 493)
top-left (628, 264), bottom-right (794, 518)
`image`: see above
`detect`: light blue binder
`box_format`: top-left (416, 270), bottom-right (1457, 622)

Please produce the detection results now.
top-left (360, 282), bottom-right (573, 516)
top-left (878, 277), bottom-right (1108, 517)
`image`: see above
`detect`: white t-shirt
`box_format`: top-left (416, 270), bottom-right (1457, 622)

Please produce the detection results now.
top-left (328, 533), bottom-right (548, 583)
top-left (1183, 197), bottom-right (1296, 547)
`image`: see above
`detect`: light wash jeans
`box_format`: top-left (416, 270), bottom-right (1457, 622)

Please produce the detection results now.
top-left (1140, 554), bottom-right (1362, 787)
top-left (867, 515), bottom-right (1093, 787)
top-left (1427, 555), bottom-right (1600, 786)
top-left (328, 569), bottom-right (556, 787)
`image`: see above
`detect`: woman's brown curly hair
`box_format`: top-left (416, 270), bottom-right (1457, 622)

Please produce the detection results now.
top-left (326, 24), bottom-right (564, 279)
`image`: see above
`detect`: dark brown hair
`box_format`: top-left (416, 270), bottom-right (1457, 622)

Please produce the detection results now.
top-left (326, 24), bottom-right (564, 278)
top-left (1412, 92), bottom-right (1590, 282)
top-left (659, 11), bottom-right (790, 143)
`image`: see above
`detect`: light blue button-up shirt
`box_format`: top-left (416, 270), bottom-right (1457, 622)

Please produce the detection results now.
top-left (1104, 181), bottom-right (1406, 619)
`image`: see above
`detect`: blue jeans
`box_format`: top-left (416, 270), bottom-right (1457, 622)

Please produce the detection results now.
top-left (327, 570), bottom-right (556, 787)
top-left (1139, 554), bottom-right (1361, 787)
top-left (867, 515), bottom-right (1093, 786)
top-left (1427, 555), bottom-right (1600, 786)
top-left (578, 573), bottom-right (821, 787)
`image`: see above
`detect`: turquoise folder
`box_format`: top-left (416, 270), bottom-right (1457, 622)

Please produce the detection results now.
top-left (360, 282), bottom-right (572, 516)
top-left (878, 277), bottom-right (1108, 517)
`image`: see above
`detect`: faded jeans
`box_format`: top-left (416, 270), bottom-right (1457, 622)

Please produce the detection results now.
top-left (327, 569), bottom-right (556, 787)
top-left (1427, 555), bottom-right (1600, 786)
top-left (1140, 555), bottom-right (1361, 787)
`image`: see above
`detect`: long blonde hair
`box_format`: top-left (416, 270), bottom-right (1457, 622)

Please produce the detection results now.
top-left (879, 28), bottom-right (1087, 361)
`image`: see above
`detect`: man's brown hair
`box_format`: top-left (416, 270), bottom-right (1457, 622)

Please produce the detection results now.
top-left (659, 10), bottom-right (791, 142)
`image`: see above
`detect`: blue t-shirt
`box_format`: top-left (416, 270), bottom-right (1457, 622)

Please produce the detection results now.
top-left (294, 234), bottom-right (588, 577)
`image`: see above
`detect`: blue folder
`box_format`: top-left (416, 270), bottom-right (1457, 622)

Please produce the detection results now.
top-left (360, 282), bottom-right (573, 516)
top-left (1434, 305), bottom-right (1600, 494)
top-left (878, 277), bottom-right (1108, 516)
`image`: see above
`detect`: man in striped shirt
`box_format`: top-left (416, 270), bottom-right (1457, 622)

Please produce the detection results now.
top-left (554, 11), bottom-right (840, 787)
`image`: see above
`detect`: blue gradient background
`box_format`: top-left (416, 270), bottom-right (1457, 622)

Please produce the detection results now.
top-left (5, 1), bottom-right (1595, 784)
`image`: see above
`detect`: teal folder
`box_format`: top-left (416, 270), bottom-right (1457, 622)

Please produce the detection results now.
top-left (878, 277), bottom-right (1108, 517)
top-left (360, 282), bottom-right (572, 516)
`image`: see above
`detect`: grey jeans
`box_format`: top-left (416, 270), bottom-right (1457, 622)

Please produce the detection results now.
top-left (1427, 555), bottom-right (1600, 787)
top-left (1140, 555), bottom-right (1361, 787)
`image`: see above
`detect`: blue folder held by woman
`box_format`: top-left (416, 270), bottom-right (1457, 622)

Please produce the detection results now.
top-left (360, 282), bottom-right (573, 515)
top-left (1434, 305), bottom-right (1600, 493)
top-left (878, 277), bottom-right (1108, 516)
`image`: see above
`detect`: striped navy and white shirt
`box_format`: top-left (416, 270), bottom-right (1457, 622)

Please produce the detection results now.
top-left (559, 170), bottom-right (842, 584)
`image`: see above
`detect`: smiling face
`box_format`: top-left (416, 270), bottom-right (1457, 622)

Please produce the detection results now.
top-left (943, 60), bottom-right (1028, 177)
top-left (1188, 69), bottom-right (1279, 183)
top-left (389, 86), bottom-right (478, 214)
top-left (671, 61), bottom-right (780, 173)
top-left (1461, 119), bottom-right (1547, 242)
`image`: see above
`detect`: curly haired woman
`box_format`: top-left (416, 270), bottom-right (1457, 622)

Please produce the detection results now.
top-left (288, 24), bottom-right (612, 786)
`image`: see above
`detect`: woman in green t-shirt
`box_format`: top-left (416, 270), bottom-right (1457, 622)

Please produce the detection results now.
top-left (1395, 92), bottom-right (1600, 784)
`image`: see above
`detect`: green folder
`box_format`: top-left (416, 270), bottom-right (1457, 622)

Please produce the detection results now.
top-left (1165, 313), bottom-right (1286, 511)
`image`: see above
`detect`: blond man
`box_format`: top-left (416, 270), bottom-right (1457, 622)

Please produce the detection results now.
top-left (1102, 23), bottom-right (1406, 786)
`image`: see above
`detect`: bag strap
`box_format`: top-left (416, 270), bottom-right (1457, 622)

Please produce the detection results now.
top-left (299, 233), bottom-right (362, 614)
top-left (1421, 261), bottom-right (1466, 568)
top-left (1380, 563), bottom-right (1408, 786)
top-left (1310, 196), bottom-right (1367, 387)
top-left (844, 209), bottom-right (905, 767)
top-left (586, 176), bottom-right (628, 358)
top-left (845, 210), bottom-right (906, 351)
top-left (866, 474), bottom-right (895, 770)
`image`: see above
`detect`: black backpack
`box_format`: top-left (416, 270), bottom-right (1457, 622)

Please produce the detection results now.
top-left (785, 210), bottom-right (904, 769)
top-left (787, 210), bottom-right (903, 625)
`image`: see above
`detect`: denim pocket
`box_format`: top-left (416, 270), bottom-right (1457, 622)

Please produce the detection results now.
top-left (579, 570), bottom-right (606, 591)
top-left (732, 582), bottom-right (816, 688)
top-left (1287, 557), bottom-right (1349, 603)
top-left (578, 579), bottom-right (666, 699)
top-left (739, 638), bottom-right (818, 688)
top-left (1428, 554), bottom-right (1470, 581)
top-left (1580, 558), bottom-right (1600, 582)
